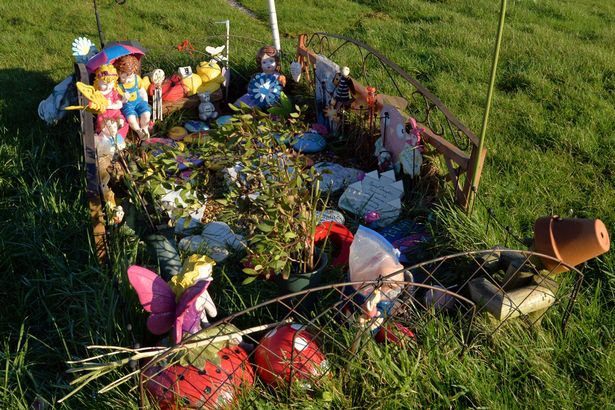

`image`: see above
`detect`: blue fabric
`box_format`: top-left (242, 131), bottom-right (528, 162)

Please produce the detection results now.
top-left (122, 99), bottom-right (151, 118)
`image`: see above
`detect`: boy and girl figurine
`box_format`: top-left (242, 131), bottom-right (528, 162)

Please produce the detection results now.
top-left (93, 55), bottom-right (151, 141)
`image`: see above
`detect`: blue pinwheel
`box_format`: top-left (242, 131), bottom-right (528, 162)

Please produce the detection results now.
top-left (248, 73), bottom-right (282, 109)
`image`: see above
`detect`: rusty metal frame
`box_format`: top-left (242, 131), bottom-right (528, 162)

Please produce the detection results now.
top-left (295, 33), bottom-right (486, 209)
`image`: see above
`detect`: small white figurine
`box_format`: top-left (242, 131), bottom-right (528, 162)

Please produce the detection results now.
top-left (198, 92), bottom-right (218, 121)
top-left (95, 112), bottom-right (126, 209)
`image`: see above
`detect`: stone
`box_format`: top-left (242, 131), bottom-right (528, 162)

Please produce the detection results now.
top-left (292, 131), bottom-right (326, 153)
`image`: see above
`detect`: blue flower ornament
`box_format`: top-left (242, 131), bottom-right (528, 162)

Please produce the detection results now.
top-left (248, 73), bottom-right (282, 109)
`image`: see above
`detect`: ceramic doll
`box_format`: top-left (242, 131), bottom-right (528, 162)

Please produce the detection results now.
top-left (331, 66), bottom-right (354, 109)
top-left (95, 111), bottom-right (126, 208)
top-left (93, 64), bottom-right (128, 137)
top-left (114, 55), bottom-right (152, 138)
top-left (234, 46), bottom-right (286, 109)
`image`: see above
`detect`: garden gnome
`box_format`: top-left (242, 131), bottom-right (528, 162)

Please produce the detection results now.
top-left (114, 55), bottom-right (152, 138)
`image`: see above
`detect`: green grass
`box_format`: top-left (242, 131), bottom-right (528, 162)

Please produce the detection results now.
top-left (1, 0), bottom-right (614, 408)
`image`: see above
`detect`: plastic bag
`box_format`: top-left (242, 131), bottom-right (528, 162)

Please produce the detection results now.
top-left (348, 225), bottom-right (405, 298)
top-left (38, 75), bottom-right (77, 125)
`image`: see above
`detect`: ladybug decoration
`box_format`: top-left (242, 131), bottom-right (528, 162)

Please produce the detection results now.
top-left (254, 324), bottom-right (328, 388)
top-left (143, 326), bottom-right (254, 409)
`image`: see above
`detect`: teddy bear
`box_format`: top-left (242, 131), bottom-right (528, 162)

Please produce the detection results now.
top-left (198, 92), bottom-right (218, 121)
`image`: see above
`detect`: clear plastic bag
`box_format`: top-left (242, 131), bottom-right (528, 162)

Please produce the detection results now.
top-left (348, 226), bottom-right (405, 298)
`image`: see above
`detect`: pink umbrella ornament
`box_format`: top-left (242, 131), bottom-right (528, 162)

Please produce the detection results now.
top-left (85, 41), bottom-right (146, 72)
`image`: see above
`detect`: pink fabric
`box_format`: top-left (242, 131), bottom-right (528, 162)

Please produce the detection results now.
top-left (96, 89), bottom-right (128, 137)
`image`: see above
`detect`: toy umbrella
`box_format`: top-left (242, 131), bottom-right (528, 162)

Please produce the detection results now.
top-left (85, 41), bottom-right (146, 72)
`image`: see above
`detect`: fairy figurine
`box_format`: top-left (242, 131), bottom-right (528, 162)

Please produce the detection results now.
top-left (114, 55), bottom-right (152, 138)
top-left (93, 64), bottom-right (128, 137)
top-left (235, 46), bottom-right (286, 109)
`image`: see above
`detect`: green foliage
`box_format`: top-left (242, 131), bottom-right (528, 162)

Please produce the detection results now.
top-left (203, 102), bottom-right (327, 281)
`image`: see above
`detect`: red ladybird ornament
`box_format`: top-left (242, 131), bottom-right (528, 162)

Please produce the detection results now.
top-left (254, 324), bottom-right (327, 387)
top-left (143, 325), bottom-right (254, 409)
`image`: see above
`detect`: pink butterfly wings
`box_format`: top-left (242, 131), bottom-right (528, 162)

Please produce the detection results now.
top-left (127, 265), bottom-right (210, 343)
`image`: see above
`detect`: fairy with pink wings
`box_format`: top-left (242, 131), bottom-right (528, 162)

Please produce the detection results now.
top-left (127, 255), bottom-right (217, 344)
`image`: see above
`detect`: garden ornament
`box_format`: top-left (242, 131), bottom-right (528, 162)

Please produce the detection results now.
top-left (128, 257), bottom-right (217, 344)
top-left (358, 289), bottom-right (385, 332)
top-left (65, 82), bottom-right (109, 115)
top-left (150, 68), bottom-right (165, 122)
top-left (178, 221), bottom-right (246, 262)
top-left (95, 111), bottom-right (126, 209)
top-left (196, 60), bottom-right (225, 93)
top-left (234, 46), bottom-right (285, 108)
top-left (331, 66), bottom-right (354, 109)
top-left (290, 61), bottom-right (302, 83)
top-left (254, 324), bottom-right (327, 387)
top-left (93, 65), bottom-right (129, 136)
top-left (339, 170), bottom-right (404, 228)
top-left (85, 41), bottom-right (145, 73)
top-left (198, 91), bottom-right (218, 121)
top-left (143, 321), bottom-right (253, 410)
top-left (205, 45), bottom-right (226, 61)
top-left (376, 106), bottom-right (423, 176)
top-left (114, 55), bottom-right (152, 138)
top-left (38, 75), bottom-right (77, 125)
top-left (71, 36), bottom-right (97, 64)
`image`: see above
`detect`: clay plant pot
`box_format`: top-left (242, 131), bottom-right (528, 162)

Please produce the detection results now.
top-left (533, 216), bottom-right (610, 274)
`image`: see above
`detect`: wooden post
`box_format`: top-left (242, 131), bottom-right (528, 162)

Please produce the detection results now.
top-left (75, 63), bottom-right (108, 264)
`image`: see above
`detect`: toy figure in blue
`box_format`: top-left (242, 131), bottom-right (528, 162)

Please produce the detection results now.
top-left (235, 46), bottom-right (286, 109)
top-left (114, 55), bottom-right (152, 138)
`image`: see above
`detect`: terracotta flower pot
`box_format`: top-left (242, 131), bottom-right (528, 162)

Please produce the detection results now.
top-left (533, 216), bottom-right (610, 274)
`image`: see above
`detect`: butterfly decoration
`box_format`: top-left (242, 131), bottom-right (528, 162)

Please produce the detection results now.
top-left (248, 73), bottom-right (282, 109)
top-left (128, 265), bottom-right (217, 344)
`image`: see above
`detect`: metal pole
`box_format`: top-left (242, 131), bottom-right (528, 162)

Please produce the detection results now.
top-left (93, 0), bottom-right (105, 48)
top-left (469, 0), bottom-right (507, 210)
top-left (267, 0), bottom-right (281, 51)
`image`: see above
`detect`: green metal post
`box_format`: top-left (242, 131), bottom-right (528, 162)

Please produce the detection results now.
top-left (469, 0), bottom-right (507, 211)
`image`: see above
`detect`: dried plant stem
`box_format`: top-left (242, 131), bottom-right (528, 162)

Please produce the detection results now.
top-left (60, 320), bottom-right (291, 403)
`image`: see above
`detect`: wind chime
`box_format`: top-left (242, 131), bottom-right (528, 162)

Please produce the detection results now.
top-left (150, 69), bottom-right (165, 122)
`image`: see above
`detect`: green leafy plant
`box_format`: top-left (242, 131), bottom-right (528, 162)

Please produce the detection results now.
top-left (205, 101), bottom-right (329, 283)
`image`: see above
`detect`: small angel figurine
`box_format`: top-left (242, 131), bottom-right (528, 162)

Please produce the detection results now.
top-left (93, 64), bottom-right (128, 137)
top-left (114, 55), bottom-right (152, 138)
top-left (234, 46), bottom-right (286, 109)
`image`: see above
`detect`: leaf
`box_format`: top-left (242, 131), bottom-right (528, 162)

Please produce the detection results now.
top-left (242, 276), bottom-right (257, 285)
top-left (257, 222), bottom-right (274, 233)
top-left (242, 268), bottom-right (258, 275)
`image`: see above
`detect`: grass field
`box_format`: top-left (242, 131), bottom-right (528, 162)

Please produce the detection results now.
top-left (1, 0), bottom-right (614, 408)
